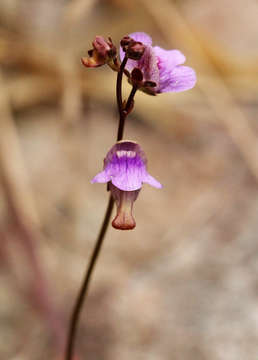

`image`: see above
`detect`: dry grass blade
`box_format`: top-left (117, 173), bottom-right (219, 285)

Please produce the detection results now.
top-left (0, 70), bottom-right (39, 224)
top-left (0, 70), bottom-right (65, 354)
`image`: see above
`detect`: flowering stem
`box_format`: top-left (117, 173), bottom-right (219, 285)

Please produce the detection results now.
top-left (116, 57), bottom-right (128, 116)
top-left (65, 54), bottom-right (138, 360)
top-left (116, 56), bottom-right (128, 141)
top-left (116, 56), bottom-right (138, 142)
top-left (65, 195), bottom-right (114, 360)
top-left (117, 83), bottom-right (138, 141)
top-left (125, 84), bottom-right (138, 113)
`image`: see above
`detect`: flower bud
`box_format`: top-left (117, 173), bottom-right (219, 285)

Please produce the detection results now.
top-left (81, 36), bottom-right (117, 69)
top-left (120, 35), bottom-right (145, 60)
top-left (131, 68), bottom-right (144, 88)
top-left (126, 41), bottom-right (145, 60)
top-left (93, 36), bottom-right (116, 58)
top-left (120, 36), bottom-right (134, 50)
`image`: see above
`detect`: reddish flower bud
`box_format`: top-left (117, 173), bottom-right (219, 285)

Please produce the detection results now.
top-left (131, 67), bottom-right (143, 84)
top-left (120, 36), bottom-right (146, 60)
top-left (81, 36), bottom-right (118, 69)
top-left (126, 41), bottom-right (145, 60)
top-left (120, 36), bottom-right (134, 50)
top-left (93, 36), bottom-right (116, 58)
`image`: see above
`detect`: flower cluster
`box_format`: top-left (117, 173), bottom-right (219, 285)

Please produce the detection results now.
top-left (82, 32), bottom-right (196, 96)
top-left (120, 32), bottom-right (196, 95)
top-left (82, 32), bottom-right (196, 229)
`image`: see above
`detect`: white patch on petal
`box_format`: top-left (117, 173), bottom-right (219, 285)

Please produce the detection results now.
top-left (116, 150), bottom-right (136, 158)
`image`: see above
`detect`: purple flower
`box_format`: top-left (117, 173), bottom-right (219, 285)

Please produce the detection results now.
top-left (92, 141), bottom-right (162, 230)
top-left (120, 32), bottom-right (196, 95)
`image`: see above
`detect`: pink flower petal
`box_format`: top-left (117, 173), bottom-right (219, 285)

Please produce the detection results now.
top-left (91, 171), bottom-right (110, 184)
top-left (92, 141), bottom-right (162, 192)
top-left (159, 65), bottom-right (196, 93)
top-left (154, 47), bottom-right (186, 69)
top-left (144, 173), bottom-right (162, 188)
top-left (112, 171), bottom-right (143, 191)
top-left (129, 32), bottom-right (153, 46)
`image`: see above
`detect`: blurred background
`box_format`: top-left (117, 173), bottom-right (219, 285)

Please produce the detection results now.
top-left (0, 0), bottom-right (258, 359)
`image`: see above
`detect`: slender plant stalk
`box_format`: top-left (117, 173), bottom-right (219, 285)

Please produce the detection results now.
top-left (125, 85), bottom-right (138, 113)
top-left (65, 195), bottom-right (114, 360)
top-left (116, 56), bottom-right (128, 141)
top-left (117, 84), bottom-right (138, 141)
top-left (65, 55), bottom-right (137, 360)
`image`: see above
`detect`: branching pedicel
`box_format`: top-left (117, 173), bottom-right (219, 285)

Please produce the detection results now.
top-left (65, 32), bottom-right (196, 360)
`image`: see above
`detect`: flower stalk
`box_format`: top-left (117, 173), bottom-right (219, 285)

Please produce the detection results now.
top-left (65, 43), bottom-right (138, 360)
top-left (65, 195), bottom-right (114, 360)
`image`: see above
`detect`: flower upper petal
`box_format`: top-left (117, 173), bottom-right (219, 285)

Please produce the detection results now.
top-left (158, 65), bottom-right (196, 93)
top-left (129, 32), bottom-right (153, 45)
top-left (154, 47), bottom-right (186, 69)
top-left (91, 141), bottom-right (162, 192)
top-left (105, 147), bottom-right (146, 191)
top-left (154, 47), bottom-right (189, 93)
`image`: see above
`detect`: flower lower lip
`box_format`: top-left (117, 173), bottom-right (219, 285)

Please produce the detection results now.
top-left (112, 215), bottom-right (136, 230)
top-left (110, 185), bottom-right (139, 230)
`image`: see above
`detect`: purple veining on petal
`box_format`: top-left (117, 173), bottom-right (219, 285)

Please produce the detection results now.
top-left (158, 65), bottom-right (196, 93)
top-left (92, 141), bottom-right (162, 191)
